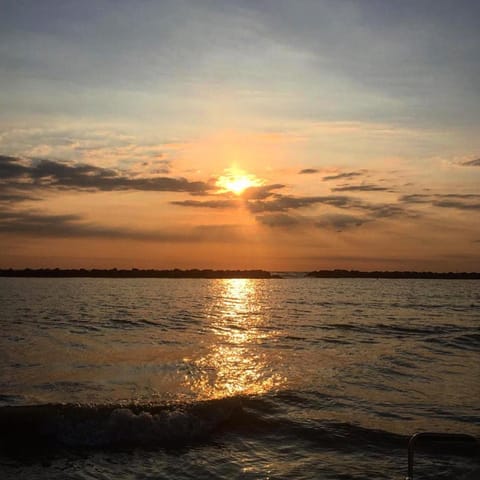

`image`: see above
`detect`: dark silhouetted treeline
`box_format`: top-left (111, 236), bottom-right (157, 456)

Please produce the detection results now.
top-left (0, 268), bottom-right (276, 279)
top-left (306, 269), bottom-right (480, 279)
top-left (1, 268), bottom-right (478, 279)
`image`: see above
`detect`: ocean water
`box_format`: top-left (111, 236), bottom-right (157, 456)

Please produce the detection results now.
top-left (0, 277), bottom-right (478, 479)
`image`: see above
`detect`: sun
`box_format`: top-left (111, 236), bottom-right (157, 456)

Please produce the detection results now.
top-left (216, 168), bottom-right (263, 195)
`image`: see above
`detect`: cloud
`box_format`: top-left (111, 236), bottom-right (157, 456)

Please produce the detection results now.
top-left (171, 199), bottom-right (238, 209)
top-left (399, 194), bottom-right (431, 204)
top-left (0, 126), bottom-right (185, 171)
top-left (400, 193), bottom-right (480, 210)
top-left (332, 184), bottom-right (389, 192)
top-left (432, 200), bottom-right (480, 210)
top-left (256, 211), bottom-right (368, 231)
top-left (0, 155), bottom-right (31, 178)
top-left (0, 192), bottom-right (40, 203)
top-left (255, 213), bottom-right (303, 228)
top-left (461, 158), bottom-right (480, 167)
top-left (171, 187), bottom-right (413, 224)
top-left (0, 208), bottom-right (249, 243)
top-left (241, 184), bottom-right (285, 200)
top-left (315, 213), bottom-right (368, 230)
top-left (299, 168), bottom-right (319, 174)
top-left (247, 195), bottom-right (327, 213)
top-left (247, 193), bottom-right (372, 213)
top-left (323, 171), bottom-right (363, 181)
top-left (369, 204), bottom-right (409, 219)
top-left (0, 209), bottom-right (172, 240)
top-left (249, 1), bottom-right (480, 127)
top-left (0, 155), bottom-right (211, 195)
top-left (251, 191), bottom-right (410, 231)
top-left (247, 192), bottom-right (409, 221)
top-left (170, 185), bottom-right (287, 209)
top-left (440, 194), bottom-right (480, 199)
top-left (0, 210), bottom-right (154, 240)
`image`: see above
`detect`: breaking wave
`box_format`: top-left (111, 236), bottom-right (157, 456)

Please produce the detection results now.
top-left (0, 396), bottom-right (241, 451)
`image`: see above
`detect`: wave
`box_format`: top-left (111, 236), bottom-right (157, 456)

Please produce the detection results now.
top-left (425, 332), bottom-right (480, 352)
top-left (0, 396), bottom-right (241, 452)
top-left (0, 393), bottom-right (406, 454)
top-left (1, 392), bottom-right (478, 459)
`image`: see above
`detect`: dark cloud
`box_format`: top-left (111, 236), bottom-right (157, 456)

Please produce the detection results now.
top-left (0, 155), bottom-right (211, 195)
top-left (247, 195), bottom-right (326, 213)
top-left (170, 185), bottom-right (286, 209)
top-left (248, 192), bottom-right (409, 223)
top-left (171, 199), bottom-right (238, 209)
top-left (299, 168), bottom-right (319, 175)
top-left (461, 158), bottom-right (480, 167)
top-left (250, 190), bottom-right (410, 231)
top-left (0, 192), bottom-right (39, 203)
top-left (432, 200), bottom-right (480, 210)
top-left (0, 208), bottom-right (247, 242)
top-left (323, 171), bottom-right (363, 181)
top-left (0, 209), bottom-right (165, 240)
top-left (400, 193), bottom-right (480, 210)
top-left (399, 194), bottom-right (431, 204)
top-left (332, 184), bottom-right (389, 192)
top-left (439, 193), bottom-right (480, 199)
top-left (315, 213), bottom-right (368, 230)
top-left (0, 154), bottom-right (226, 239)
top-left (0, 155), bottom-right (31, 178)
top-left (255, 213), bottom-right (302, 228)
top-left (241, 184), bottom-right (285, 200)
top-left (256, 211), bottom-right (369, 231)
top-left (369, 204), bottom-right (409, 218)
top-left (248, 193), bottom-right (372, 213)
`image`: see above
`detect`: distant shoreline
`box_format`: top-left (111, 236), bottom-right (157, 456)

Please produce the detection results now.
top-left (0, 268), bottom-right (277, 279)
top-left (0, 268), bottom-right (479, 279)
top-left (306, 270), bottom-right (480, 279)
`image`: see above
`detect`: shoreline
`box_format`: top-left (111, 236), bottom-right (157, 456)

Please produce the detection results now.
top-left (0, 268), bottom-right (277, 279)
top-left (0, 268), bottom-right (479, 279)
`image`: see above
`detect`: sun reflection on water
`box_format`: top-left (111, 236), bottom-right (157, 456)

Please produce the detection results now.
top-left (184, 278), bottom-right (284, 399)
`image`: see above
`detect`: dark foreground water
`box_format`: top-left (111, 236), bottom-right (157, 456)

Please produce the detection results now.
top-left (0, 278), bottom-right (479, 479)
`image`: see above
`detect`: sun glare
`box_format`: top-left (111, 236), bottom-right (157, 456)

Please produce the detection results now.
top-left (216, 168), bottom-right (263, 195)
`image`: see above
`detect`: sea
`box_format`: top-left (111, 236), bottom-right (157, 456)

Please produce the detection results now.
top-left (0, 277), bottom-right (478, 479)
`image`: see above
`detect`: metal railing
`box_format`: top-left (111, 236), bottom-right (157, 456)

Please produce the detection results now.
top-left (406, 432), bottom-right (478, 480)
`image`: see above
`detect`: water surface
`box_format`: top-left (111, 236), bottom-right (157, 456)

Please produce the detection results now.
top-left (0, 278), bottom-right (478, 479)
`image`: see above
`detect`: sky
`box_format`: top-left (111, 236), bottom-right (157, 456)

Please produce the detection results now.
top-left (1, 0), bottom-right (479, 271)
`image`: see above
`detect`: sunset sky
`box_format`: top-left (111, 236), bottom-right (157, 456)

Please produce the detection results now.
top-left (1, 0), bottom-right (479, 271)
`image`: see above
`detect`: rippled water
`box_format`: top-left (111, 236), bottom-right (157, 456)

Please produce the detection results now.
top-left (0, 278), bottom-right (479, 479)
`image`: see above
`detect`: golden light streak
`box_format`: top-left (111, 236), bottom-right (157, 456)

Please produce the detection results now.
top-left (184, 278), bottom-right (284, 399)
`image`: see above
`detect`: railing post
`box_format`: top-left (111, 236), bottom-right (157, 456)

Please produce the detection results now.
top-left (406, 432), bottom-right (478, 480)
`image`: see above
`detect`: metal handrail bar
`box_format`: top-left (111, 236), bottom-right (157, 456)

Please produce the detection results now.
top-left (406, 432), bottom-right (478, 480)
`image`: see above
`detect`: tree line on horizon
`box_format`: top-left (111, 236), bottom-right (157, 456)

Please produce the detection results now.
top-left (0, 268), bottom-right (479, 279)
top-left (0, 268), bottom-right (275, 278)
top-left (306, 269), bottom-right (480, 279)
